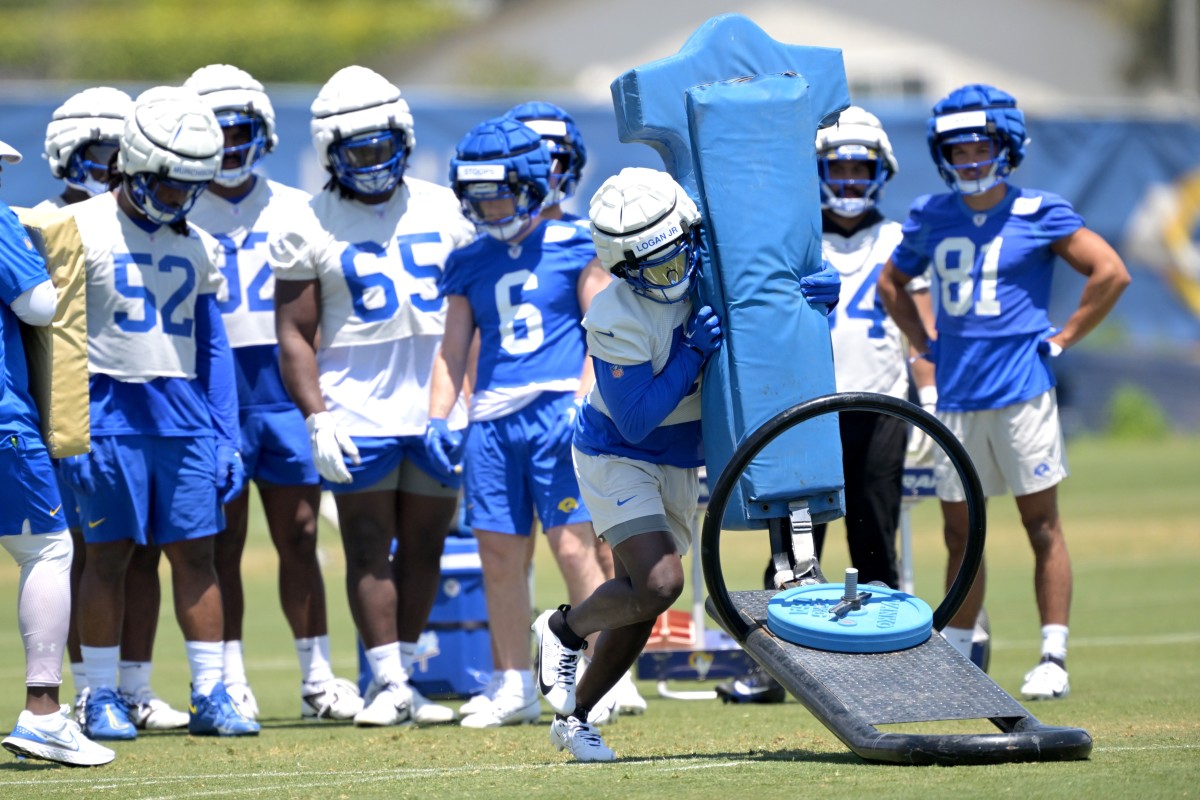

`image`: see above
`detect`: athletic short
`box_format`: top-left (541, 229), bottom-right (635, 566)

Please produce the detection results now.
top-left (240, 407), bottom-right (320, 487)
top-left (572, 447), bottom-right (697, 556)
top-left (54, 468), bottom-right (81, 530)
top-left (465, 392), bottom-right (590, 536)
top-left (0, 433), bottom-right (67, 536)
top-left (333, 435), bottom-right (460, 498)
top-left (77, 434), bottom-right (222, 545)
top-left (935, 389), bottom-right (1069, 502)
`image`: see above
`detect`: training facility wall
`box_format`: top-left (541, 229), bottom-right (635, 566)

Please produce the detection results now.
top-left (1, 89), bottom-right (1197, 428)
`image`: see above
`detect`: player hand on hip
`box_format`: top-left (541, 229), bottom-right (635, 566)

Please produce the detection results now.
top-left (59, 454), bottom-right (96, 496)
top-left (799, 259), bottom-right (841, 314)
top-left (683, 304), bottom-right (723, 361)
top-left (1038, 326), bottom-right (1064, 358)
top-left (424, 418), bottom-right (465, 478)
top-left (306, 411), bottom-right (361, 484)
top-left (215, 444), bottom-right (246, 504)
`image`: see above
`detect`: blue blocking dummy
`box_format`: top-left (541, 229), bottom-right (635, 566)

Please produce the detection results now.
top-left (611, 14), bottom-right (850, 528)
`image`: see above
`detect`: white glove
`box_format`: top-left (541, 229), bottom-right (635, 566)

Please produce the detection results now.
top-left (306, 411), bottom-right (360, 484)
top-left (906, 386), bottom-right (938, 468)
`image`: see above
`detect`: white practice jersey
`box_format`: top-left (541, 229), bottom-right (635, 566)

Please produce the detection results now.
top-left (71, 192), bottom-right (224, 381)
top-left (822, 218), bottom-right (927, 398)
top-left (189, 178), bottom-right (311, 349)
top-left (583, 281), bottom-right (701, 431)
top-left (268, 178), bottom-right (475, 436)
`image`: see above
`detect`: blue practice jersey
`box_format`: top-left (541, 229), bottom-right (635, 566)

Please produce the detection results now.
top-left (440, 219), bottom-right (593, 420)
top-left (891, 186), bottom-right (1084, 411)
top-left (0, 201), bottom-right (51, 442)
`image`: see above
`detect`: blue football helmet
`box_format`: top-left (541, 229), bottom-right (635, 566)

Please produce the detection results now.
top-left (505, 101), bottom-right (587, 207)
top-left (927, 84), bottom-right (1027, 195)
top-left (450, 117), bottom-right (551, 241)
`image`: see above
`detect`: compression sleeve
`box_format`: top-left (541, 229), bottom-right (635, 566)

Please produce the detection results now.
top-left (194, 293), bottom-right (240, 448)
top-left (10, 279), bottom-right (56, 327)
top-left (593, 344), bottom-right (703, 444)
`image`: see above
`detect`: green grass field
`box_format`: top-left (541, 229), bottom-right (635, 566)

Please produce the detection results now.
top-left (0, 435), bottom-right (1197, 799)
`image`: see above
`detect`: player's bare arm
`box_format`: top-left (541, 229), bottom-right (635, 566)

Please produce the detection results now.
top-left (1049, 227), bottom-right (1132, 351)
top-left (275, 278), bottom-right (325, 417)
top-left (428, 294), bottom-right (475, 419)
top-left (877, 259), bottom-right (931, 355)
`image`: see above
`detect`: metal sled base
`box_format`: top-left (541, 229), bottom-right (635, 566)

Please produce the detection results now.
top-left (715, 590), bottom-right (1093, 765)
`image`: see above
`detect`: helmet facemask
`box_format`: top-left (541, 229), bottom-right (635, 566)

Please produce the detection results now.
top-left (616, 225), bottom-right (701, 304)
top-left (459, 175), bottom-right (540, 242)
top-left (127, 173), bottom-right (209, 224)
top-left (818, 144), bottom-right (887, 218)
top-left (65, 139), bottom-right (119, 197)
top-left (937, 133), bottom-right (1009, 196)
top-left (213, 110), bottom-right (269, 187)
top-left (329, 129), bottom-right (408, 197)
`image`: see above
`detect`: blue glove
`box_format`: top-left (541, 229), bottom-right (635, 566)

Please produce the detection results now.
top-left (424, 419), bottom-right (465, 478)
top-left (1038, 327), bottom-right (1064, 358)
top-left (215, 444), bottom-right (245, 505)
top-left (800, 260), bottom-right (841, 314)
top-left (683, 304), bottom-right (723, 361)
top-left (920, 337), bottom-right (940, 364)
top-left (59, 454), bottom-right (95, 496)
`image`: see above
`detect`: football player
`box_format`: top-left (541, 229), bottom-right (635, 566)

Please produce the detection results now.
top-left (185, 63), bottom-right (362, 723)
top-left (878, 84), bottom-right (1131, 700)
top-left (37, 86), bottom-right (190, 732)
top-left (505, 102), bottom-right (588, 223)
top-left (427, 117), bottom-right (611, 729)
top-left (271, 66), bottom-right (474, 727)
top-left (60, 86), bottom-right (258, 738)
top-left (0, 138), bottom-right (115, 766)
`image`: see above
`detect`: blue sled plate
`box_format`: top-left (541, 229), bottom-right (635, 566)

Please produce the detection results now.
top-left (766, 584), bottom-right (933, 654)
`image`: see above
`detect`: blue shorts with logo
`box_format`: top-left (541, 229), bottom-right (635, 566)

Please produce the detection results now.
top-left (0, 433), bottom-right (67, 536)
top-left (241, 406), bottom-right (320, 487)
top-left (465, 392), bottom-right (590, 536)
top-left (77, 434), bottom-right (222, 545)
top-left (328, 434), bottom-right (463, 496)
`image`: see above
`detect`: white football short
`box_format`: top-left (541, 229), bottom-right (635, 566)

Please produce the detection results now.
top-left (934, 388), bottom-right (1069, 502)
top-left (571, 447), bottom-right (699, 556)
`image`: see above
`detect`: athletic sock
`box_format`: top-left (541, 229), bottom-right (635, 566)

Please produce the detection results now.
top-left (223, 640), bottom-right (248, 686)
top-left (549, 606), bottom-right (586, 651)
top-left (81, 645), bottom-right (119, 692)
top-left (186, 640), bottom-right (224, 696)
top-left (941, 626), bottom-right (975, 659)
top-left (70, 662), bottom-right (88, 696)
top-left (1041, 624), bottom-right (1069, 664)
top-left (297, 636), bottom-right (334, 686)
top-left (118, 660), bottom-right (152, 697)
top-left (364, 643), bottom-right (407, 688)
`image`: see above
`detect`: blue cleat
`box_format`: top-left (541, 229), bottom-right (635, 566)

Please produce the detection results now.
top-left (188, 683), bottom-right (261, 737)
top-left (84, 687), bottom-right (137, 741)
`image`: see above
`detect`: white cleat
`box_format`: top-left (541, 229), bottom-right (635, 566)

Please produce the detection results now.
top-left (533, 607), bottom-right (582, 715)
top-left (121, 688), bottom-right (190, 730)
top-left (550, 715), bottom-right (615, 762)
top-left (2, 708), bottom-right (116, 767)
top-left (411, 684), bottom-right (456, 725)
top-left (458, 674), bottom-right (502, 717)
top-left (301, 677), bottom-right (364, 720)
top-left (460, 687), bottom-right (540, 729)
top-left (224, 682), bottom-right (259, 720)
top-left (612, 671), bottom-right (647, 716)
top-left (586, 692), bottom-right (619, 727)
top-left (353, 681), bottom-right (414, 727)
top-left (1021, 659), bottom-right (1070, 700)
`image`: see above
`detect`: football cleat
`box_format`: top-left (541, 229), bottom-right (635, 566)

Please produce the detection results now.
top-left (3, 708), bottom-right (116, 767)
top-left (550, 715), bottom-right (615, 762)
top-left (460, 686), bottom-right (539, 729)
top-left (353, 681), bottom-right (414, 727)
top-left (586, 693), bottom-right (619, 727)
top-left (533, 607), bottom-right (582, 715)
top-left (458, 673), bottom-right (501, 716)
top-left (715, 666), bottom-right (787, 704)
top-left (301, 677), bottom-right (364, 720)
top-left (83, 687), bottom-right (137, 741)
top-left (612, 671), bottom-right (647, 716)
top-left (72, 687), bottom-right (89, 726)
top-left (120, 688), bottom-right (189, 730)
top-left (1020, 658), bottom-right (1070, 701)
top-left (410, 684), bottom-right (456, 725)
top-left (188, 683), bottom-right (261, 736)
top-left (224, 681), bottom-right (259, 720)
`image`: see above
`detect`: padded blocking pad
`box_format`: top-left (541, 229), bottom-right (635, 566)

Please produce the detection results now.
top-left (687, 74), bottom-right (844, 527)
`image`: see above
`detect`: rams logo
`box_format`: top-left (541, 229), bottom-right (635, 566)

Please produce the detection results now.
top-left (557, 496), bottom-right (579, 513)
top-left (1124, 168), bottom-right (1200, 316)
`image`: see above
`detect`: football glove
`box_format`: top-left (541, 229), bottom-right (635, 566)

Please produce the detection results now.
top-left (59, 454), bottom-right (95, 496)
top-left (215, 444), bottom-right (246, 505)
top-left (682, 304), bottom-right (723, 361)
top-left (424, 418), bottom-right (465, 478)
top-left (306, 411), bottom-right (360, 484)
top-left (799, 260), bottom-right (841, 314)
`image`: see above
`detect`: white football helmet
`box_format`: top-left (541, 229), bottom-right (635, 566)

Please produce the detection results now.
top-left (185, 64), bottom-right (277, 188)
top-left (589, 167), bottom-right (701, 304)
top-left (815, 106), bottom-right (898, 218)
top-left (45, 86), bottom-right (133, 196)
top-left (310, 66), bottom-right (414, 196)
top-left (118, 86), bottom-right (222, 224)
